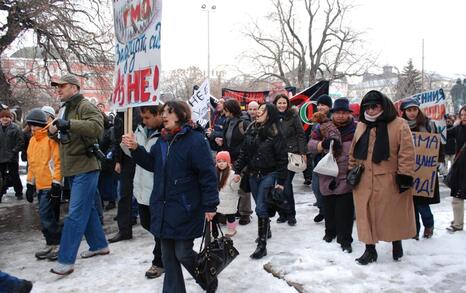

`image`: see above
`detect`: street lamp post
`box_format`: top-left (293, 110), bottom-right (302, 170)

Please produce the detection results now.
top-left (201, 3), bottom-right (216, 82)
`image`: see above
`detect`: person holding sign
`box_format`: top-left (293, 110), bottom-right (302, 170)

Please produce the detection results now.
top-left (122, 101), bottom-right (219, 293)
top-left (400, 97), bottom-right (442, 239)
top-left (446, 105), bottom-right (466, 232)
top-left (349, 90), bottom-right (416, 265)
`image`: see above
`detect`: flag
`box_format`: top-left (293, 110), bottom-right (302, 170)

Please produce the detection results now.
top-left (291, 81), bottom-right (329, 130)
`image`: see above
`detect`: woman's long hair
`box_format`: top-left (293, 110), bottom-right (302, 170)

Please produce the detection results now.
top-left (216, 165), bottom-right (231, 190)
top-left (257, 103), bottom-right (281, 140)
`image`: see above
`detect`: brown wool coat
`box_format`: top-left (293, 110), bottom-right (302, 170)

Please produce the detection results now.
top-left (349, 117), bottom-right (416, 244)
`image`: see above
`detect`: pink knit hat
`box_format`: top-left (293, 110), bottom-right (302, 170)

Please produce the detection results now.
top-left (216, 151), bottom-right (231, 164)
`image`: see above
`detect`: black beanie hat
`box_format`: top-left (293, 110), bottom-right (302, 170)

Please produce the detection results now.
top-left (316, 94), bottom-right (332, 108)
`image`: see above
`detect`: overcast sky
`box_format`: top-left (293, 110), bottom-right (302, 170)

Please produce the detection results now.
top-left (161, 0), bottom-right (466, 78)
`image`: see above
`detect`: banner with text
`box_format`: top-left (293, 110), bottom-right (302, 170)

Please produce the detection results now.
top-left (412, 131), bottom-right (440, 198)
top-left (111, 0), bottom-right (162, 110)
top-left (188, 80), bottom-right (210, 128)
top-left (394, 89), bottom-right (447, 143)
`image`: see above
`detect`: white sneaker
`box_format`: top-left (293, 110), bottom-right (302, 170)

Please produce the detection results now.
top-left (80, 247), bottom-right (110, 259)
top-left (50, 263), bottom-right (74, 275)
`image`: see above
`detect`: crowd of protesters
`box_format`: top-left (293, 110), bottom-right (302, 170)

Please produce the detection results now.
top-left (1, 73), bottom-right (466, 293)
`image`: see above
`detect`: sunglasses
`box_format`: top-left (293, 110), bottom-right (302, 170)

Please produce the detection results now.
top-left (365, 104), bottom-right (381, 110)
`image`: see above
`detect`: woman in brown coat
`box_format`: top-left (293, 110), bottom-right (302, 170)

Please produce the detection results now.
top-left (349, 90), bottom-right (416, 265)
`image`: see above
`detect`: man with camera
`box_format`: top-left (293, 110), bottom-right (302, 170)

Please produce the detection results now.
top-left (49, 74), bottom-right (109, 275)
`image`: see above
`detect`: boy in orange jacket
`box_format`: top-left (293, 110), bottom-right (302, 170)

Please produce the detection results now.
top-left (25, 108), bottom-right (62, 261)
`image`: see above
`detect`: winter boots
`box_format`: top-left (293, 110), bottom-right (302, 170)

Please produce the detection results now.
top-left (35, 245), bottom-right (54, 260)
top-left (251, 217), bottom-right (269, 259)
top-left (423, 227), bottom-right (434, 238)
top-left (225, 221), bottom-right (238, 237)
top-left (356, 244), bottom-right (377, 265)
top-left (392, 240), bottom-right (403, 261)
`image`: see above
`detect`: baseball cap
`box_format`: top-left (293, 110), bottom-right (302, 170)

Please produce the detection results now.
top-left (51, 74), bottom-right (80, 88)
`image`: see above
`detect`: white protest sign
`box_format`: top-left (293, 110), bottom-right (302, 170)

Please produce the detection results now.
top-left (188, 80), bottom-right (210, 127)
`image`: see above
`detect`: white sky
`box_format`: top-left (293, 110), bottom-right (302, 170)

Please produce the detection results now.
top-left (161, 0), bottom-right (466, 77)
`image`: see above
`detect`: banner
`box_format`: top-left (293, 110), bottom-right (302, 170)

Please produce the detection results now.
top-left (188, 80), bottom-right (210, 128)
top-left (111, 0), bottom-right (162, 110)
top-left (412, 131), bottom-right (440, 198)
top-left (394, 89), bottom-right (447, 143)
top-left (221, 86), bottom-right (296, 108)
top-left (290, 80), bottom-right (330, 106)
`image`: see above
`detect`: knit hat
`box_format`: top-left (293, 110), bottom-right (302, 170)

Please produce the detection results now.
top-left (216, 151), bottom-right (231, 164)
top-left (400, 97), bottom-right (420, 111)
top-left (41, 106), bottom-right (56, 118)
top-left (316, 94), bottom-right (332, 108)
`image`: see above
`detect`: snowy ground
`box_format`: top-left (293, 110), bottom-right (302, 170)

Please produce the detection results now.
top-left (1, 175), bottom-right (466, 293)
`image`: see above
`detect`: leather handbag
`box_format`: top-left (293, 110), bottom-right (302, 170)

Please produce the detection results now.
top-left (195, 221), bottom-right (239, 289)
top-left (287, 153), bottom-right (307, 173)
top-left (347, 163), bottom-right (364, 187)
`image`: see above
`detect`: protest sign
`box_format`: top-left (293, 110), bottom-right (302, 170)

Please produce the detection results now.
top-left (188, 80), bottom-right (210, 128)
top-left (111, 0), bottom-right (162, 110)
top-left (411, 131), bottom-right (440, 198)
top-left (394, 89), bottom-right (447, 143)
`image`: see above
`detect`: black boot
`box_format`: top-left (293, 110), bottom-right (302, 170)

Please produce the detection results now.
top-left (251, 217), bottom-right (269, 259)
top-left (392, 240), bottom-right (403, 261)
top-left (255, 223), bottom-right (272, 242)
top-left (356, 244), bottom-right (377, 265)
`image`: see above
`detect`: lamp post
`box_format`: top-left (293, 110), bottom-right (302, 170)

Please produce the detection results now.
top-left (201, 3), bottom-right (216, 82)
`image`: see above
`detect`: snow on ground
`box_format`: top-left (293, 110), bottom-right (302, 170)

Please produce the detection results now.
top-left (1, 176), bottom-right (466, 292)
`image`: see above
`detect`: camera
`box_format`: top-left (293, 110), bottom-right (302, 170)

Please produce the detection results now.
top-left (87, 144), bottom-right (107, 162)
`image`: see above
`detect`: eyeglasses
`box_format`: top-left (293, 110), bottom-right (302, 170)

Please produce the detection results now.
top-left (365, 104), bottom-right (380, 110)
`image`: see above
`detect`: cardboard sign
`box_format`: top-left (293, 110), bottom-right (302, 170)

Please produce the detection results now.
top-left (412, 131), bottom-right (440, 198)
top-left (111, 0), bottom-right (162, 110)
top-left (188, 80), bottom-right (210, 128)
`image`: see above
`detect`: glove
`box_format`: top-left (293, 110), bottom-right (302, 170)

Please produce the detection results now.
top-left (26, 184), bottom-right (35, 203)
top-left (49, 183), bottom-right (62, 204)
top-left (396, 174), bottom-right (413, 193)
top-left (322, 138), bottom-right (341, 151)
top-left (53, 119), bottom-right (70, 131)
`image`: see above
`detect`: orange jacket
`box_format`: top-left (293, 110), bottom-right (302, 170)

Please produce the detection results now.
top-left (27, 125), bottom-right (62, 190)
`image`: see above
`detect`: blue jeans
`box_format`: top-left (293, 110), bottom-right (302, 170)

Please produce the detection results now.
top-left (58, 171), bottom-right (108, 265)
top-left (37, 189), bottom-right (61, 245)
top-left (312, 172), bottom-right (324, 215)
top-left (280, 170), bottom-right (296, 218)
top-left (414, 203), bottom-right (434, 233)
top-left (249, 172), bottom-right (276, 218)
top-left (160, 239), bottom-right (198, 293)
top-left (95, 189), bottom-right (104, 224)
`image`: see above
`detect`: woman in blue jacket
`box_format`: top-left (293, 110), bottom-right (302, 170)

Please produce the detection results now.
top-left (122, 101), bottom-right (219, 293)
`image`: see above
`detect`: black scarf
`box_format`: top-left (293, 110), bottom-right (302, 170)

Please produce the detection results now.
top-left (353, 119), bottom-right (390, 163)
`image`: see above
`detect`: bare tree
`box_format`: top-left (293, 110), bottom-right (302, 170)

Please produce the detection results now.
top-left (160, 66), bottom-right (205, 101)
top-left (244, 0), bottom-right (374, 88)
top-left (0, 0), bottom-right (113, 106)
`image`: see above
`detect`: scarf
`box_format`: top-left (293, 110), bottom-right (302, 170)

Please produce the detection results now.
top-left (161, 127), bottom-right (181, 142)
top-left (353, 113), bottom-right (390, 164)
top-left (334, 118), bottom-right (356, 142)
top-left (407, 119), bottom-right (417, 129)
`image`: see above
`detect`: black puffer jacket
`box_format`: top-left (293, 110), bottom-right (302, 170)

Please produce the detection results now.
top-left (234, 121), bottom-right (288, 185)
top-left (278, 110), bottom-right (307, 155)
top-left (0, 123), bottom-right (24, 163)
top-left (447, 123), bottom-right (466, 156)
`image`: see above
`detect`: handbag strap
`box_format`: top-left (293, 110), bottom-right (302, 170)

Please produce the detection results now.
top-left (199, 220), bottom-right (211, 253)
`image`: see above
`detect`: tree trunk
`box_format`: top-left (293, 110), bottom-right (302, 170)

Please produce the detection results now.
top-left (0, 64), bottom-right (13, 106)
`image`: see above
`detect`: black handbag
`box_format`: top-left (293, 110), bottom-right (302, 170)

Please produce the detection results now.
top-left (194, 221), bottom-right (239, 289)
top-left (347, 163), bottom-right (364, 187)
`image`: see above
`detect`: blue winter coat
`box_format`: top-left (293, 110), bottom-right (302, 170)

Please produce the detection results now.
top-left (131, 124), bottom-right (219, 240)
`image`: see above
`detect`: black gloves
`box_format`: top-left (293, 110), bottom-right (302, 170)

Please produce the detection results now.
top-left (26, 184), bottom-right (35, 203)
top-left (53, 119), bottom-right (70, 131)
top-left (396, 174), bottom-right (413, 193)
top-left (322, 138), bottom-right (341, 151)
top-left (49, 183), bottom-right (62, 204)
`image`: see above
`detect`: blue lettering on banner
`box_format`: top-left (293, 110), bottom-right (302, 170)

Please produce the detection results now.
top-left (116, 34), bottom-right (148, 73)
top-left (413, 170), bottom-right (437, 197)
top-left (149, 22), bottom-right (162, 49)
top-left (412, 132), bottom-right (440, 149)
top-left (412, 89), bottom-right (445, 105)
top-left (414, 154), bottom-right (438, 172)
